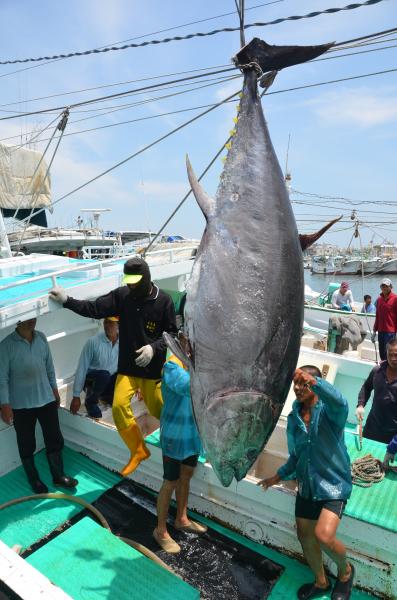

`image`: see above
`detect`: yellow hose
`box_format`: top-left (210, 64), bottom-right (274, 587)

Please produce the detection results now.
top-left (0, 493), bottom-right (111, 529)
top-left (0, 493), bottom-right (176, 574)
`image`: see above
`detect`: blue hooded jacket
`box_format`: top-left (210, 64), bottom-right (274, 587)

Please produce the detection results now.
top-left (160, 357), bottom-right (202, 460)
top-left (277, 378), bottom-right (352, 501)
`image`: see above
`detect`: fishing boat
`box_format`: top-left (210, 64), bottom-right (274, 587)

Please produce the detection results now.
top-left (311, 255), bottom-right (343, 274)
top-left (337, 258), bottom-right (362, 276)
top-left (360, 257), bottom-right (384, 275)
top-left (304, 283), bottom-right (375, 340)
top-left (380, 257), bottom-right (397, 274)
top-left (0, 300), bottom-right (393, 598)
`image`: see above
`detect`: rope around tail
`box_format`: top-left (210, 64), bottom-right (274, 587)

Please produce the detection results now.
top-left (351, 454), bottom-right (385, 487)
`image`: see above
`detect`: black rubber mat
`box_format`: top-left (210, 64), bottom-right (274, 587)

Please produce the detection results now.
top-left (87, 480), bottom-right (283, 600)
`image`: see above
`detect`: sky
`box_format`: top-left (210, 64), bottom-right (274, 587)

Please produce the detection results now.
top-left (0, 0), bottom-right (396, 250)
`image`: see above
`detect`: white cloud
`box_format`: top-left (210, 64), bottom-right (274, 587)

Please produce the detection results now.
top-left (306, 87), bottom-right (397, 127)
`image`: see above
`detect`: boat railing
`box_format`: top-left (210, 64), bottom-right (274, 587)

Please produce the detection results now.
top-left (0, 244), bottom-right (198, 294)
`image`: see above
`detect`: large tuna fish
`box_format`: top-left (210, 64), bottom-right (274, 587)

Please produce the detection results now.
top-left (165, 38), bottom-right (334, 487)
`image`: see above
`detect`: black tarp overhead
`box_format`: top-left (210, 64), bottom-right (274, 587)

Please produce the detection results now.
top-left (1, 208), bottom-right (47, 227)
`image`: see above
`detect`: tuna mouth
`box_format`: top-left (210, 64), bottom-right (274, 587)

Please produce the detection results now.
top-left (203, 389), bottom-right (275, 487)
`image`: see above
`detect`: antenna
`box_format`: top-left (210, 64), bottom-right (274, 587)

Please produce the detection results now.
top-left (80, 208), bottom-right (111, 229)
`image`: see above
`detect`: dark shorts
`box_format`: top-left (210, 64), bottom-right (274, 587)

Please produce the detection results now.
top-left (295, 493), bottom-right (346, 521)
top-left (163, 454), bottom-right (198, 481)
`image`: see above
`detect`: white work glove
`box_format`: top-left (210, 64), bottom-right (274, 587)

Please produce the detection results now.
top-left (355, 406), bottom-right (365, 421)
top-left (49, 286), bottom-right (68, 305)
top-left (135, 345), bottom-right (154, 367)
top-left (371, 332), bottom-right (377, 343)
top-left (382, 451), bottom-right (395, 471)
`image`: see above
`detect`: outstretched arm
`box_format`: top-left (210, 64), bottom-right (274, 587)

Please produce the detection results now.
top-left (299, 216), bottom-right (342, 251)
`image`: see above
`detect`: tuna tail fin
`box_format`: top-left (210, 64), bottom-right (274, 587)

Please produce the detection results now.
top-left (233, 38), bottom-right (334, 73)
top-left (163, 331), bottom-right (194, 370)
top-left (299, 215), bottom-right (342, 251)
top-left (186, 156), bottom-right (215, 221)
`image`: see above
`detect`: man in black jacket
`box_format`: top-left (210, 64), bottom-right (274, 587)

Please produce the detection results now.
top-left (49, 257), bottom-right (177, 476)
top-left (356, 338), bottom-right (397, 444)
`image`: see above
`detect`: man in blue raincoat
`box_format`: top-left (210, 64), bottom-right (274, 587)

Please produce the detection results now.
top-left (258, 366), bottom-right (354, 600)
top-left (153, 354), bottom-right (206, 554)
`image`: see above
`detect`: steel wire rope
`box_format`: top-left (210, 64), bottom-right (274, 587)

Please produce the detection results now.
top-left (0, 0), bottom-right (387, 65)
top-left (5, 113), bottom-right (60, 155)
top-left (0, 1), bottom-right (286, 80)
top-left (2, 63), bottom-right (396, 152)
top-left (2, 65), bottom-right (396, 124)
top-left (1, 36), bottom-right (397, 145)
top-left (16, 111), bottom-right (69, 251)
top-left (1, 26), bottom-right (396, 113)
top-left (14, 88), bottom-right (242, 228)
top-left (141, 1), bottom-right (247, 256)
top-left (2, 111), bottom-right (65, 255)
top-left (0, 67), bottom-right (238, 118)
top-left (0, 64), bottom-right (235, 109)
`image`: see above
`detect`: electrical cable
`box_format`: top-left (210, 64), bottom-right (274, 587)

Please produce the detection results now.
top-left (0, 67), bottom-right (238, 120)
top-left (0, 0), bottom-right (387, 65)
top-left (1, 26), bottom-right (396, 111)
top-left (1, 64), bottom-right (396, 135)
top-left (14, 87), bottom-right (242, 228)
top-left (2, 64), bottom-right (396, 149)
top-left (0, 1), bottom-right (285, 80)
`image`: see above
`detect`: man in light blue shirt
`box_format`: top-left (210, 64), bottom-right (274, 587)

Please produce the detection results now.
top-left (70, 317), bottom-right (119, 418)
top-left (0, 318), bottom-right (77, 494)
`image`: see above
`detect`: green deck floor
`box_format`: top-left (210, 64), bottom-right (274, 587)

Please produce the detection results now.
top-left (182, 511), bottom-right (376, 600)
top-left (0, 447), bottom-right (120, 550)
top-left (345, 430), bottom-right (397, 531)
top-left (27, 517), bottom-right (199, 600)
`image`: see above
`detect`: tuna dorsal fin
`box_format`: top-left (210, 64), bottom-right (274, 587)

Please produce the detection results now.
top-left (163, 331), bottom-right (194, 370)
top-left (186, 156), bottom-right (215, 220)
top-left (299, 215), bottom-right (342, 251)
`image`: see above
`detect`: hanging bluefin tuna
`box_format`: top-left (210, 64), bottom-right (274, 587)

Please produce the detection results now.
top-left (165, 38), bottom-right (335, 487)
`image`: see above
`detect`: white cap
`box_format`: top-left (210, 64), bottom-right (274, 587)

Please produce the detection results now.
top-left (381, 278), bottom-right (392, 287)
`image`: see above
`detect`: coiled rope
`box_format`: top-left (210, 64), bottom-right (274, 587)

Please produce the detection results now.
top-left (351, 454), bottom-right (385, 487)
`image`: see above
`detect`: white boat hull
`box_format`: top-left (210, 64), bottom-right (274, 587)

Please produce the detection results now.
top-left (304, 303), bottom-right (375, 337)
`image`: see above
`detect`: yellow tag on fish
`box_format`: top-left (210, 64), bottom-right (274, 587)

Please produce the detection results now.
top-left (233, 117), bottom-right (238, 124)
top-left (225, 142), bottom-right (232, 150)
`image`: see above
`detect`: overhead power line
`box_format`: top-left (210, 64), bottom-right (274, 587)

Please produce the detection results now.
top-left (2, 27), bottom-right (396, 112)
top-left (1, 65), bottom-right (396, 148)
top-left (0, 67), bottom-right (237, 121)
top-left (15, 87), bottom-right (242, 228)
top-left (0, 0), bottom-right (386, 65)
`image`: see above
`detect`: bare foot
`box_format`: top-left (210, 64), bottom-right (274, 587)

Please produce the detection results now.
top-left (174, 518), bottom-right (191, 528)
top-left (339, 562), bottom-right (352, 583)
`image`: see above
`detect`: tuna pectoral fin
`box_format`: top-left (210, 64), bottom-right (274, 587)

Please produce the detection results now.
top-left (299, 215), bottom-right (342, 251)
top-left (186, 156), bottom-right (215, 221)
top-left (163, 331), bottom-right (194, 370)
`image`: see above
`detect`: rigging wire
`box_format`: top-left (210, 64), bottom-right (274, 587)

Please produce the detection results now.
top-left (0, 2), bottom-right (285, 80)
top-left (0, 0), bottom-right (387, 65)
top-left (1, 65), bottom-right (396, 149)
top-left (14, 87), bottom-right (243, 228)
top-left (1, 26), bottom-right (396, 112)
top-left (0, 25), bottom-right (395, 121)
